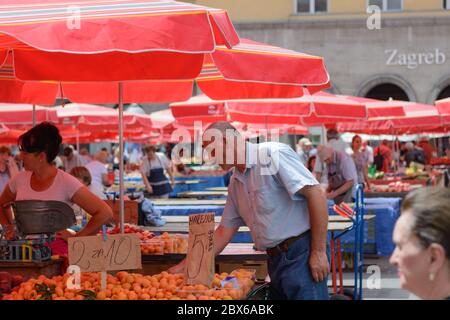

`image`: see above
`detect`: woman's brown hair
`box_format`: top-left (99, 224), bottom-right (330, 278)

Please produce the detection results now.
top-left (401, 187), bottom-right (450, 259)
top-left (69, 166), bottom-right (92, 186)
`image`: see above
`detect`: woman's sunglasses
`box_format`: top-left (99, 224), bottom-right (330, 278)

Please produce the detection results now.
top-left (18, 145), bottom-right (42, 153)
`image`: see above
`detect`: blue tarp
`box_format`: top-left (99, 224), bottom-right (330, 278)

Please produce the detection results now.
top-left (169, 175), bottom-right (227, 197)
top-left (155, 197), bottom-right (401, 253)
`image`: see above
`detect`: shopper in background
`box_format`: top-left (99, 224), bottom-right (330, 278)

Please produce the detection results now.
top-left (85, 150), bottom-right (111, 196)
top-left (0, 146), bottom-right (19, 193)
top-left (417, 138), bottom-right (436, 165)
top-left (78, 147), bottom-right (92, 166)
top-left (62, 146), bottom-right (82, 172)
top-left (404, 142), bottom-right (426, 166)
top-left (140, 145), bottom-right (174, 198)
top-left (297, 137), bottom-right (314, 167)
top-left (390, 187), bottom-right (450, 300)
top-left (317, 145), bottom-right (358, 204)
top-left (373, 140), bottom-right (392, 173)
top-left (361, 140), bottom-right (374, 165)
top-left (351, 135), bottom-right (371, 190)
top-left (313, 128), bottom-right (350, 183)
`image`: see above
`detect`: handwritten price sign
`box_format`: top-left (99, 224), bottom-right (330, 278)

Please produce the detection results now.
top-left (185, 213), bottom-right (215, 286)
top-left (68, 234), bottom-right (142, 272)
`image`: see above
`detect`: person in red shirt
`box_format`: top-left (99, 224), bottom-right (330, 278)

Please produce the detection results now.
top-left (373, 140), bottom-right (392, 173)
top-left (417, 138), bottom-right (435, 165)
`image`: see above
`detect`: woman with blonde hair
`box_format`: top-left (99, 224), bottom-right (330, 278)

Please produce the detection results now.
top-left (390, 187), bottom-right (450, 299)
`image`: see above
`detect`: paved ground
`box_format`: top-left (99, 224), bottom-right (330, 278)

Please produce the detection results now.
top-left (327, 255), bottom-right (418, 300)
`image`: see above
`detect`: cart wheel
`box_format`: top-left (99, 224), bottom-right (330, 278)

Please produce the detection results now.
top-left (246, 283), bottom-right (270, 300)
top-left (330, 294), bottom-right (352, 300)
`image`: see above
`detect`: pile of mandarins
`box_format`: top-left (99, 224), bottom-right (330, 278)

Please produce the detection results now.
top-left (1, 269), bottom-right (255, 300)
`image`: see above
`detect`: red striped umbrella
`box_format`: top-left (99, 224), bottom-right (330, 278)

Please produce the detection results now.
top-left (337, 101), bottom-right (448, 134)
top-left (334, 95), bottom-right (406, 118)
top-left (170, 92), bottom-right (367, 126)
top-left (0, 104), bottom-right (58, 129)
top-left (0, 1), bottom-right (329, 103)
top-left (435, 97), bottom-right (450, 115)
top-left (0, 40), bottom-right (330, 104)
top-left (56, 103), bottom-right (153, 132)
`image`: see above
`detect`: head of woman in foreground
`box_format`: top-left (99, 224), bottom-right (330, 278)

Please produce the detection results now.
top-left (390, 187), bottom-right (450, 299)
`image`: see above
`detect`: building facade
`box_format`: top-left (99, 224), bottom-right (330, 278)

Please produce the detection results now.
top-left (190, 0), bottom-right (450, 103)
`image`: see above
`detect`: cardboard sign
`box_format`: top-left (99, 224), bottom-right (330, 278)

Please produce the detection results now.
top-left (68, 234), bottom-right (142, 272)
top-left (185, 213), bottom-right (215, 287)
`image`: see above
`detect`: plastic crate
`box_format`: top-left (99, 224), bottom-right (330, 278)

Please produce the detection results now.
top-left (0, 239), bottom-right (51, 263)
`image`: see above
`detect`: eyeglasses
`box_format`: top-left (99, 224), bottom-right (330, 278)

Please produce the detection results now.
top-left (18, 145), bottom-right (41, 153)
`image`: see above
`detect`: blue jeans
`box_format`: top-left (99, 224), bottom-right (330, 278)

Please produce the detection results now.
top-left (267, 232), bottom-right (330, 300)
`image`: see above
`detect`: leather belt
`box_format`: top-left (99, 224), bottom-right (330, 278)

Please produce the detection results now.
top-left (266, 230), bottom-right (310, 258)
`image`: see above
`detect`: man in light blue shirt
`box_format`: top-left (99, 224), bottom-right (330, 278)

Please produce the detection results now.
top-left (169, 122), bottom-right (330, 300)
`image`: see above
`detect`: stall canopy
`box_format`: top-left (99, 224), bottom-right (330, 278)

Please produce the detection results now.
top-left (170, 92), bottom-right (367, 126)
top-left (0, 104), bottom-right (58, 129)
top-left (337, 101), bottom-right (449, 134)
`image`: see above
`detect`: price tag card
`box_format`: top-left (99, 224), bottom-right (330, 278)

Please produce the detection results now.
top-left (185, 213), bottom-right (215, 287)
top-left (68, 234), bottom-right (142, 272)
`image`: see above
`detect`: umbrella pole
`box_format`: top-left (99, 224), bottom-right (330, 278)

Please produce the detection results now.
top-left (118, 83), bottom-right (125, 234)
top-left (76, 129), bottom-right (80, 166)
top-left (32, 104), bottom-right (36, 127)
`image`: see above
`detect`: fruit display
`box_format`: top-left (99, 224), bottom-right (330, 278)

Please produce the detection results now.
top-left (368, 171), bottom-right (384, 179)
top-left (430, 157), bottom-right (450, 165)
top-left (141, 233), bottom-right (188, 255)
top-left (367, 182), bottom-right (411, 193)
top-left (100, 227), bottom-right (188, 255)
top-left (103, 224), bottom-right (154, 241)
top-left (0, 272), bottom-right (26, 298)
top-left (1, 270), bottom-right (255, 300)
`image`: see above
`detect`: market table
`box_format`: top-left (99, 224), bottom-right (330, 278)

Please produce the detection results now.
top-left (206, 187), bottom-right (228, 192)
top-left (169, 174), bottom-right (228, 197)
top-left (364, 191), bottom-right (408, 199)
top-left (139, 224), bottom-right (354, 280)
top-left (138, 243), bottom-right (268, 279)
top-left (0, 258), bottom-right (65, 279)
top-left (177, 191), bottom-right (228, 198)
top-left (153, 199), bottom-right (227, 206)
top-left (154, 197), bottom-right (399, 256)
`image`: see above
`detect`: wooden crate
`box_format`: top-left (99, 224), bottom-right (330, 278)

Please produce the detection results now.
top-left (105, 200), bottom-right (139, 225)
top-left (0, 259), bottom-right (64, 279)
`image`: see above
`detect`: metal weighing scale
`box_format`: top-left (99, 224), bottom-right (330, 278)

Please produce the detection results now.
top-left (0, 201), bottom-right (75, 263)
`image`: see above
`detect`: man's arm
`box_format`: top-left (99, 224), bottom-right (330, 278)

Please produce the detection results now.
top-left (299, 185), bottom-right (330, 282)
top-left (328, 180), bottom-right (354, 199)
top-left (0, 185), bottom-right (17, 224)
top-left (167, 225), bottom-right (238, 274)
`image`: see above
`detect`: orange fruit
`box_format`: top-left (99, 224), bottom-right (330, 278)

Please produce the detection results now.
top-left (117, 292), bottom-right (128, 300)
top-left (140, 293), bottom-right (150, 300)
top-left (128, 292), bottom-right (138, 300)
top-left (97, 291), bottom-right (107, 300)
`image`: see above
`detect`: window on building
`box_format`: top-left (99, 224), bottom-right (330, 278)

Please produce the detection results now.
top-left (368, 0), bottom-right (403, 11)
top-left (437, 86), bottom-right (450, 100)
top-left (445, 0), bottom-right (450, 10)
top-left (296, 0), bottom-right (328, 14)
top-left (365, 83), bottom-right (409, 101)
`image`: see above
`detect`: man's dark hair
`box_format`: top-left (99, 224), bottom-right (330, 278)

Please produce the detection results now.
top-left (18, 122), bottom-right (62, 163)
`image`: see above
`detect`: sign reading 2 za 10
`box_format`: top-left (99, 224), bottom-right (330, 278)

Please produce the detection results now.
top-left (68, 234), bottom-right (142, 272)
top-left (185, 213), bottom-right (215, 287)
